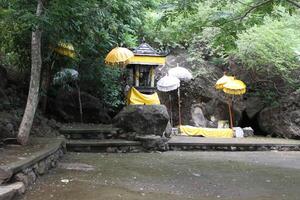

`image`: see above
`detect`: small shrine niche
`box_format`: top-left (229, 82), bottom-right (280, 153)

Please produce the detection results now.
top-left (127, 42), bottom-right (166, 94)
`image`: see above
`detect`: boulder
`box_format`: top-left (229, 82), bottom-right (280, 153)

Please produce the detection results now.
top-left (0, 112), bottom-right (20, 139)
top-left (0, 167), bottom-right (13, 184)
top-left (259, 91), bottom-right (300, 138)
top-left (136, 135), bottom-right (169, 151)
top-left (164, 121), bottom-right (172, 138)
top-left (113, 105), bottom-right (169, 136)
top-left (53, 88), bottom-right (111, 123)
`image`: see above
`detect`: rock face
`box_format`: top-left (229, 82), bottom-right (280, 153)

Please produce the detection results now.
top-left (54, 88), bottom-right (111, 123)
top-left (157, 48), bottom-right (300, 139)
top-left (157, 49), bottom-right (245, 127)
top-left (0, 112), bottom-right (21, 139)
top-left (259, 91), bottom-right (300, 138)
top-left (113, 105), bottom-right (169, 136)
top-left (245, 96), bottom-right (264, 119)
top-left (0, 66), bottom-right (8, 89)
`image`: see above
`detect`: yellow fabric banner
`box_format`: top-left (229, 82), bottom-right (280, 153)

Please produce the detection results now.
top-left (127, 87), bottom-right (160, 105)
top-left (180, 125), bottom-right (233, 138)
top-left (128, 56), bottom-right (165, 65)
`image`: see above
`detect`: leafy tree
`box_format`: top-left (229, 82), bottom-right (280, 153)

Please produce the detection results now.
top-left (235, 8), bottom-right (300, 100)
top-left (0, 0), bottom-right (156, 144)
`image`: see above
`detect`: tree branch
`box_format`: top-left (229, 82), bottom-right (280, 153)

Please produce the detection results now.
top-left (286, 0), bottom-right (300, 8)
top-left (217, 0), bottom-right (273, 26)
top-left (238, 0), bottom-right (273, 21)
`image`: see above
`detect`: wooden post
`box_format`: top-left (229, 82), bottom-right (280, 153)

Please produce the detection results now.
top-left (150, 66), bottom-right (155, 87)
top-left (135, 66), bottom-right (139, 87)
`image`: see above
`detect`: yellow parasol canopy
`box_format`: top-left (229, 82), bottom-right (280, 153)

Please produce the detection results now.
top-left (105, 47), bottom-right (134, 66)
top-left (223, 79), bottom-right (246, 95)
top-left (215, 75), bottom-right (235, 90)
top-left (54, 42), bottom-right (75, 58)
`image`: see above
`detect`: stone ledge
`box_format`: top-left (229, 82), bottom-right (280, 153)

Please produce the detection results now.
top-left (0, 137), bottom-right (66, 196)
top-left (1, 137), bottom-right (66, 176)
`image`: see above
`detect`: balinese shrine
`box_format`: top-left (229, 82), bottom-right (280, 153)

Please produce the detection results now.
top-left (126, 42), bottom-right (166, 105)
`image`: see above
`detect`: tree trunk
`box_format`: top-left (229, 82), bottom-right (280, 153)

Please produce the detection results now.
top-left (17, 0), bottom-right (43, 145)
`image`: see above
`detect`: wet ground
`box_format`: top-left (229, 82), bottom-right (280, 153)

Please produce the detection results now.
top-left (22, 151), bottom-right (300, 200)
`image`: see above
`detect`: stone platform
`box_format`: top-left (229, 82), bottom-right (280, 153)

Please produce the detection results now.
top-left (168, 136), bottom-right (300, 151)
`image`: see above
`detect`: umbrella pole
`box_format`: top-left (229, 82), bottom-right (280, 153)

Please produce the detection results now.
top-left (232, 96), bottom-right (235, 127)
top-left (227, 96), bottom-right (233, 129)
top-left (178, 88), bottom-right (182, 126)
top-left (76, 81), bottom-right (83, 123)
top-left (169, 94), bottom-right (173, 127)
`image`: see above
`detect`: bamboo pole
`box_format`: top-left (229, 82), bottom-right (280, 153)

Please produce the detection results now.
top-left (227, 96), bottom-right (233, 129)
top-left (76, 82), bottom-right (83, 123)
top-left (178, 88), bottom-right (182, 126)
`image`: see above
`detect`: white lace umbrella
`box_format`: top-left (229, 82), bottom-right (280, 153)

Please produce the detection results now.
top-left (168, 64), bottom-right (193, 126)
top-left (53, 68), bottom-right (83, 122)
top-left (157, 75), bottom-right (180, 92)
top-left (168, 64), bottom-right (193, 81)
top-left (157, 75), bottom-right (180, 126)
top-left (53, 68), bottom-right (79, 84)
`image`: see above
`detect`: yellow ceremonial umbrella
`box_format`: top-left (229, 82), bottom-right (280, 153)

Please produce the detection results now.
top-left (54, 42), bottom-right (76, 58)
top-left (223, 79), bottom-right (246, 95)
top-left (105, 47), bottom-right (134, 66)
top-left (223, 79), bottom-right (246, 128)
top-left (215, 74), bottom-right (235, 89)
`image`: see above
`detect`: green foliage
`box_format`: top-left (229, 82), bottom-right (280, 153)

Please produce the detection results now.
top-left (76, 58), bottom-right (125, 112)
top-left (1, 0), bottom-right (300, 109)
top-left (143, 0), bottom-right (300, 104)
top-left (143, 1), bottom-right (217, 48)
top-left (235, 9), bottom-right (300, 85)
top-left (0, 0), bottom-right (156, 111)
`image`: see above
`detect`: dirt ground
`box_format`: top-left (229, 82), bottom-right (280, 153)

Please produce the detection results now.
top-left (21, 151), bottom-right (300, 200)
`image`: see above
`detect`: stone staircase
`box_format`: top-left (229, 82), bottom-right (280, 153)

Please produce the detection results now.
top-left (60, 124), bottom-right (143, 153)
top-left (60, 124), bottom-right (300, 153)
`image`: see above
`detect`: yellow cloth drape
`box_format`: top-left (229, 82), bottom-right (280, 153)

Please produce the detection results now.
top-left (180, 125), bottom-right (233, 138)
top-left (127, 87), bottom-right (160, 105)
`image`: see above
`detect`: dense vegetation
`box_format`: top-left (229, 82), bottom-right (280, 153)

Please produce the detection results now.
top-left (0, 0), bottom-right (156, 111)
top-left (1, 0), bottom-right (299, 109)
top-left (144, 0), bottom-right (300, 103)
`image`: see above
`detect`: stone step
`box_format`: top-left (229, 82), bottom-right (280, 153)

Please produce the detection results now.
top-left (168, 136), bottom-right (300, 151)
top-left (60, 125), bottom-right (122, 139)
top-left (66, 139), bottom-right (142, 153)
top-left (0, 182), bottom-right (25, 200)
